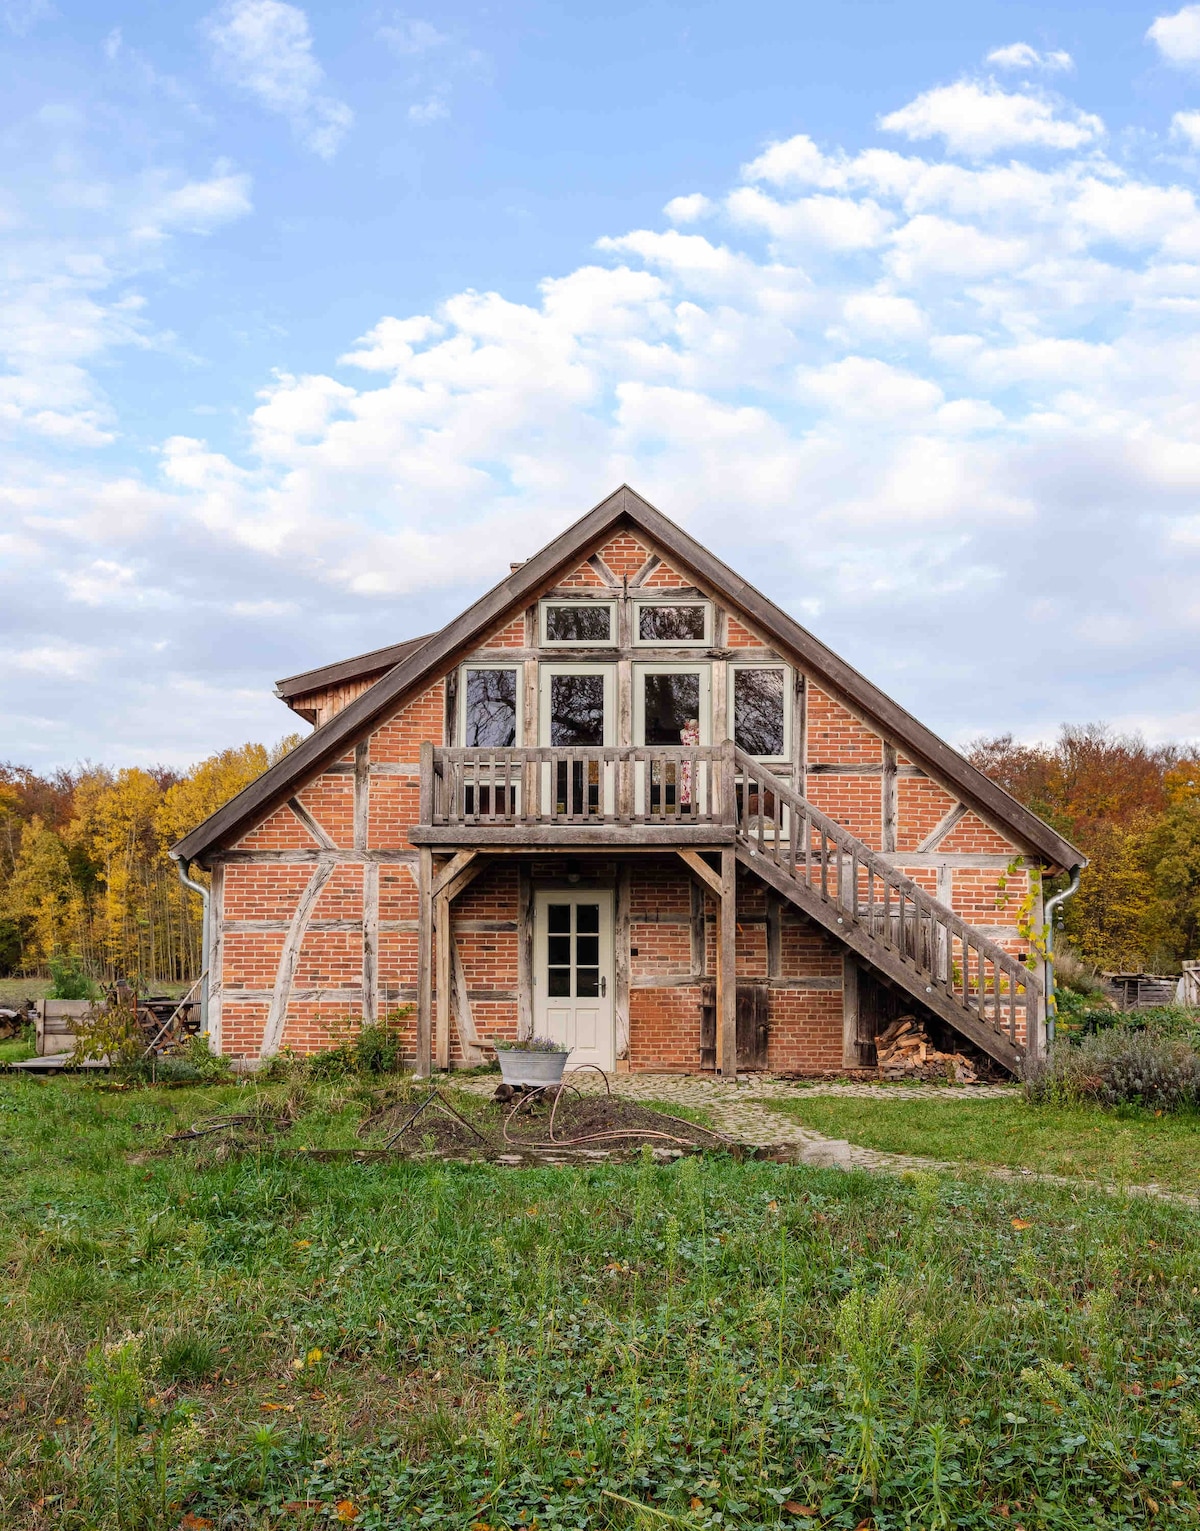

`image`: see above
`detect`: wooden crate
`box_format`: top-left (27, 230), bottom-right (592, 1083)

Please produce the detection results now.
top-left (36, 999), bottom-right (95, 1056)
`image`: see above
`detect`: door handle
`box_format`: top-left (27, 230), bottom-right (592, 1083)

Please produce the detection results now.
top-left (600, 976), bottom-right (607, 997)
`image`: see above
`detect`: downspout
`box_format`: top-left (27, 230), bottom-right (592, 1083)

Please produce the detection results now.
top-left (1043, 864), bottom-right (1083, 1047)
top-left (174, 856), bottom-right (211, 1037)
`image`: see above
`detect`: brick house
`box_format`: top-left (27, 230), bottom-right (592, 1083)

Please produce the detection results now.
top-left (172, 487), bottom-right (1083, 1077)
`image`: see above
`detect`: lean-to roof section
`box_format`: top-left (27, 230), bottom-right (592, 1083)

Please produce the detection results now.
top-left (275, 633), bottom-right (434, 702)
top-left (172, 485), bottom-right (1084, 871)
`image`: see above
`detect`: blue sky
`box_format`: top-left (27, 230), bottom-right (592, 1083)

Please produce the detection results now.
top-left (5, 0), bottom-right (1200, 768)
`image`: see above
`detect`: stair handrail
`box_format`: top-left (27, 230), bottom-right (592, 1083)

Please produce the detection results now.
top-left (731, 747), bottom-right (1038, 1043)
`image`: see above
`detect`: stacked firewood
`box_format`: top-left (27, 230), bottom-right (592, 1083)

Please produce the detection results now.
top-left (875, 1016), bottom-right (979, 1083)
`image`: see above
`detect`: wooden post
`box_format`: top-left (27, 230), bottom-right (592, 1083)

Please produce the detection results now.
top-left (716, 847), bottom-right (737, 1076)
top-left (615, 863), bottom-right (632, 1063)
top-left (416, 846), bottom-right (433, 1076)
top-left (435, 886), bottom-right (452, 1070)
top-left (208, 862), bottom-right (225, 1054)
top-left (354, 742), bottom-right (370, 852)
top-left (362, 862), bottom-right (378, 1026)
top-left (841, 954), bottom-right (861, 1068)
top-left (881, 743), bottom-right (897, 854)
top-left (517, 863), bottom-right (534, 1040)
top-left (419, 740), bottom-right (434, 826)
top-left (719, 736), bottom-right (736, 827)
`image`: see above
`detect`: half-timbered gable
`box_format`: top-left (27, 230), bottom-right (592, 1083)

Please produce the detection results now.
top-left (175, 486), bottom-right (1083, 1078)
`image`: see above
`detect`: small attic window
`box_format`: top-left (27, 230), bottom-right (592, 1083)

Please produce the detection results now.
top-left (634, 601), bottom-right (710, 645)
top-left (540, 600), bottom-right (616, 646)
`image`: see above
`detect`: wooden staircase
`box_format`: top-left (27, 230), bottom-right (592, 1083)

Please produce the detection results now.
top-left (731, 749), bottom-right (1038, 1073)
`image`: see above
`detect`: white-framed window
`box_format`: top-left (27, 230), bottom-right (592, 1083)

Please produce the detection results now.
top-left (632, 599), bottom-right (711, 646)
top-left (731, 663), bottom-right (791, 760)
top-left (539, 598), bottom-right (617, 647)
top-left (634, 663), bottom-right (711, 746)
top-left (459, 663), bottom-right (522, 747)
top-left (539, 664), bottom-right (616, 746)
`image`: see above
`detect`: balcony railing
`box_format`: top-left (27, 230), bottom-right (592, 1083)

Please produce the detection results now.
top-left (421, 743), bottom-right (730, 829)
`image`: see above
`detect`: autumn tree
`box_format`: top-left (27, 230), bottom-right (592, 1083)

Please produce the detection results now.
top-left (0, 736), bottom-right (298, 981)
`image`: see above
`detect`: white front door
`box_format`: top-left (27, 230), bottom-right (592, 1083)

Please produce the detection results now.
top-left (533, 889), bottom-right (615, 1069)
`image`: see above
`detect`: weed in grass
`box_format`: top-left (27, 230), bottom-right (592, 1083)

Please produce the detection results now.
top-left (158, 1333), bottom-right (217, 1384)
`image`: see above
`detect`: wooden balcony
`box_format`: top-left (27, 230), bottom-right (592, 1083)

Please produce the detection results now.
top-left (410, 741), bottom-right (737, 847)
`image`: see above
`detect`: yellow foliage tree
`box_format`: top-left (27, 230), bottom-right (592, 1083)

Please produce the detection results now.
top-left (155, 742), bottom-right (274, 851)
top-left (2, 817), bottom-right (82, 966)
top-left (1062, 818), bottom-right (1157, 970)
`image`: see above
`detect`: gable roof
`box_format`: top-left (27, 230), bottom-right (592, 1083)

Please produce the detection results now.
top-left (172, 485), bottom-right (1084, 871)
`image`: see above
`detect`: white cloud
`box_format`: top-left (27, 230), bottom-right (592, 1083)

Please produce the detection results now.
top-left (202, 0), bottom-right (352, 159)
top-left (986, 43), bottom-right (1073, 73)
top-left (135, 166), bottom-right (254, 238)
top-left (880, 80), bottom-right (1103, 156)
top-left (14, 57), bottom-right (1200, 762)
top-left (408, 96), bottom-right (449, 126)
top-left (379, 16), bottom-right (449, 55)
top-left (1148, 4), bottom-right (1200, 67)
top-left (4, 0), bottom-right (54, 36)
top-left (1172, 109), bottom-right (1200, 146)
top-left (664, 193), bottom-right (712, 224)
top-left (727, 187), bottom-right (894, 250)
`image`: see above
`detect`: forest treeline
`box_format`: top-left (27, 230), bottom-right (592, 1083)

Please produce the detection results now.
top-left (1, 722), bottom-right (1198, 983)
top-left (0, 737), bottom-right (299, 983)
top-left (967, 724), bottom-right (1200, 971)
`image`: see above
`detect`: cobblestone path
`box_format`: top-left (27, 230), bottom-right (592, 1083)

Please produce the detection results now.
top-left (455, 1072), bottom-right (1196, 1205)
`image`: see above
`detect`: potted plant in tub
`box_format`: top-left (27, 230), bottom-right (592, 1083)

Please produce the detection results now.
top-left (494, 1036), bottom-right (570, 1087)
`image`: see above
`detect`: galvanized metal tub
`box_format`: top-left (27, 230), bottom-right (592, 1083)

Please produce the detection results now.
top-left (497, 1048), bottom-right (569, 1087)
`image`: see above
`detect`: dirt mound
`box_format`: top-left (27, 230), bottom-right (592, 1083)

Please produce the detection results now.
top-left (360, 1084), bottom-right (735, 1161)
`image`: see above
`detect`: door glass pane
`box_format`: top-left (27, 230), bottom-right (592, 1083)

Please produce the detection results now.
top-left (548, 935), bottom-right (572, 966)
top-left (548, 967), bottom-right (571, 997)
top-left (575, 934), bottom-right (599, 966)
top-left (550, 673), bottom-right (606, 745)
top-left (463, 669), bottom-right (518, 746)
top-left (734, 668), bottom-right (786, 757)
top-left (643, 672), bottom-right (701, 745)
top-left (545, 604), bottom-right (612, 643)
top-left (638, 604), bottom-right (706, 641)
top-left (575, 903), bottom-right (599, 932)
top-left (547, 904), bottom-right (571, 932)
top-left (576, 967), bottom-right (600, 997)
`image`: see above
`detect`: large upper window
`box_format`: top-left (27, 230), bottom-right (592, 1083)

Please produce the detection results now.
top-left (461, 666), bottom-right (519, 747)
top-left (540, 600), bottom-right (616, 647)
top-left (634, 601), bottom-right (710, 646)
top-left (540, 665), bottom-right (614, 746)
top-left (732, 666), bottom-right (789, 759)
top-left (635, 665), bottom-right (711, 746)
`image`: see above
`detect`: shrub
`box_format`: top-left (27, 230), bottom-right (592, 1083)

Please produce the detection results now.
top-left (72, 993), bottom-right (144, 1067)
top-left (285, 1007), bottom-right (413, 1080)
top-left (47, 953), bottom-right (100, 1000)
top-left (1025, 1027), bottom-right (1200, 1111)
top-left (135, 1034), bottom-right (233, 1084)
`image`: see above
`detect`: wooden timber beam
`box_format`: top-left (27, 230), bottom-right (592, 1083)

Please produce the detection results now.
top-left (677, 848), bottom-right (723, 899)
top-left (716, 848), bottom-right (737, 1077)
top-left (433, 849), bottom-right (479, 898)
top-left (434, 853), bottom-right (488, 1070)
top-left (416, 848), bottom-right (433, 1077)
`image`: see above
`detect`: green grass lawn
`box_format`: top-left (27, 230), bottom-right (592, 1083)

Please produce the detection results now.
top-left (766, 1092), bottom-right (1200, 1191)
top-left (2, 1072), bottom-right (1200, 1529)
top-left (0, 975), bottom-right (52, 1005)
